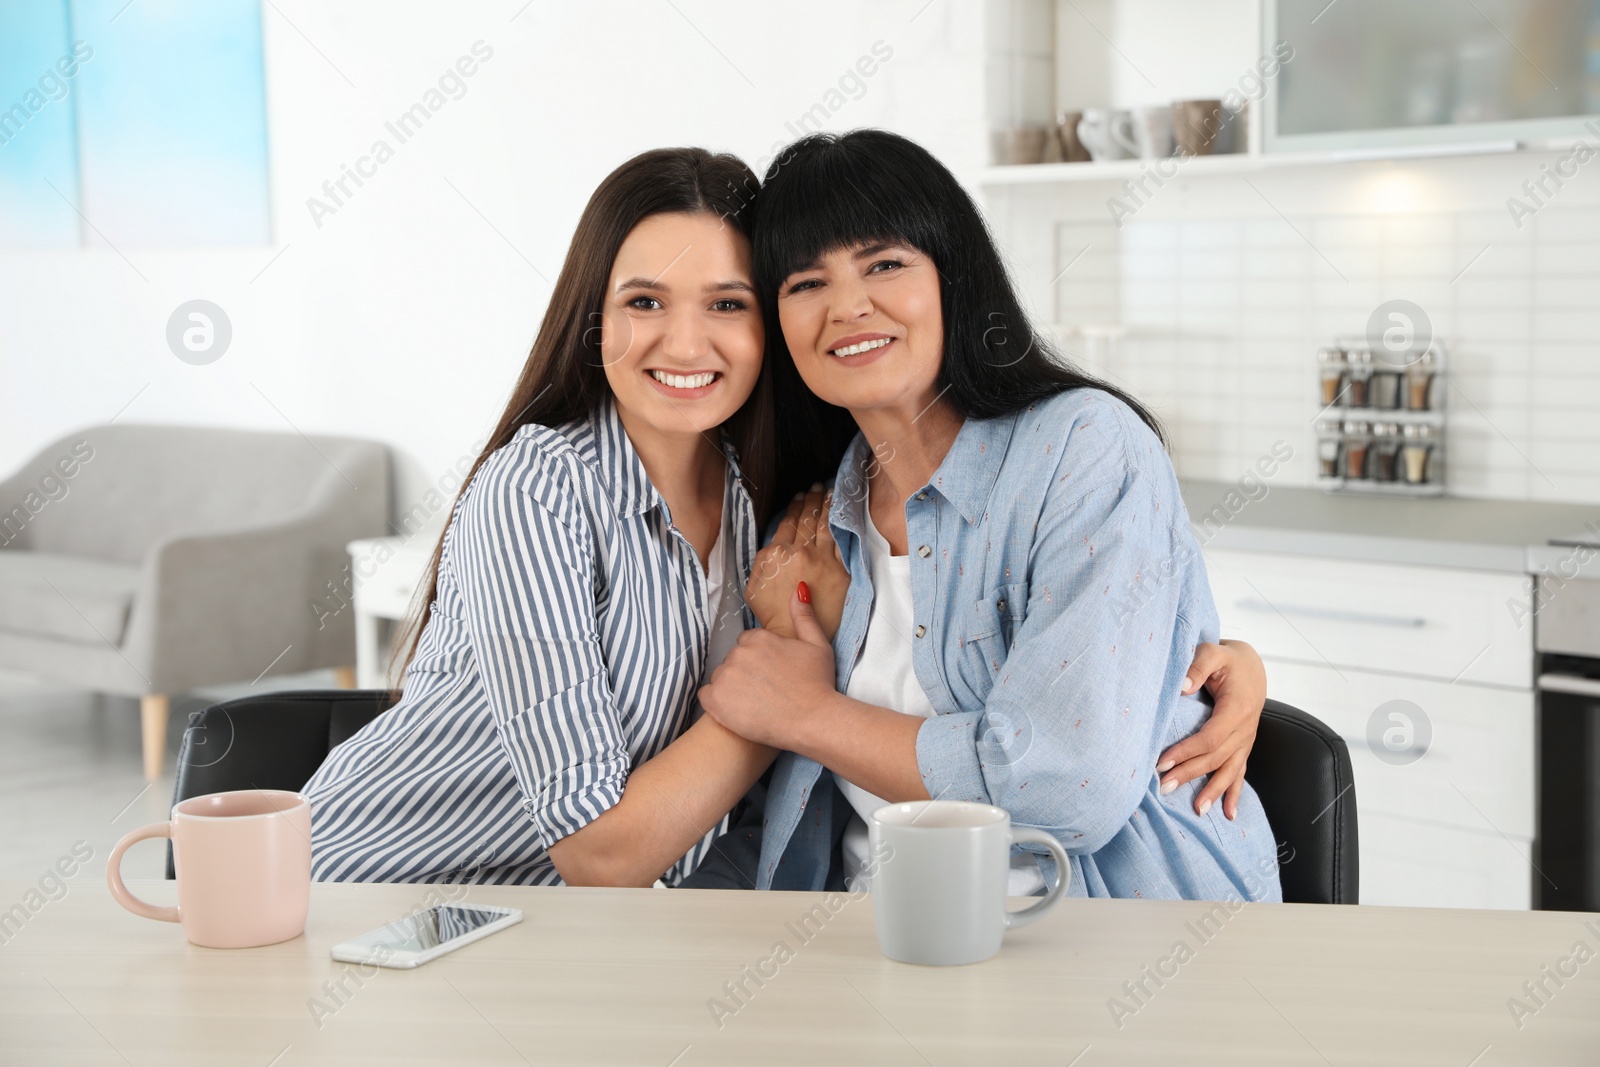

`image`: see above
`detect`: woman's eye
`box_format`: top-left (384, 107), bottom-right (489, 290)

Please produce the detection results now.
top-left (626, 296), bottom-right (662, 311)
top-left (711, 298), bottom-right (747, 312)
top-left (785, 278), bottom-right (821, 295)
top-left (868, 258), bottom-right (904, 274)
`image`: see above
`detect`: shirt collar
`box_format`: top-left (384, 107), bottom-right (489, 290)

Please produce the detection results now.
top-left (718, 428), bottom-right (746, 484)
top-left (830, 409), bottom-right (1018, 532)
top-left (592, 394), bottom-right (663, 518)
top-left (830, 436), bottom-right (875, 539)
top-left (933, 411), bottom-right (1016, 525)
top-left (591, 394), bottom-right (748, 519)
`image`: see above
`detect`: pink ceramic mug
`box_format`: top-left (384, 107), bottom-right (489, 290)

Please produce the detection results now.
top-left (106, 789), bottom-right (312, 948)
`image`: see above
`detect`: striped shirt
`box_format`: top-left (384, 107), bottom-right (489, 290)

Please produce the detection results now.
top-left (305, 396), bottom-right (758, 885)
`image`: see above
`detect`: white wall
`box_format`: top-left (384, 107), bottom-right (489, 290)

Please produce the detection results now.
top-left (988, 151), bottom-right (1600, 504)
top-left (0, 0), bottom-right (986, 526)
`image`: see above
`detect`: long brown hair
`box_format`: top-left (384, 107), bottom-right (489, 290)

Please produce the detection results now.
top-left (387, 147), bottom-right (774, 692)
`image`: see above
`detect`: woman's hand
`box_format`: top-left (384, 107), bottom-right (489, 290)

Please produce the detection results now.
top-left (701, 583), bottom-right (838, 749)
top-left (745, 484), bottom-right (849, 641)
top-left (1157, 639), bottom-right (1267, 821)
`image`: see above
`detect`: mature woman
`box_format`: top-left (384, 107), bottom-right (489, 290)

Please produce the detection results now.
top-left (700, 130), bottom-right (1282, 901)
top-left (305, 145), bottom-right (1268, 889)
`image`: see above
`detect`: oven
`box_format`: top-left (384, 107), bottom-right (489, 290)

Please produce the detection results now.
top-left (1532, 537), bottom-right (1600, 912)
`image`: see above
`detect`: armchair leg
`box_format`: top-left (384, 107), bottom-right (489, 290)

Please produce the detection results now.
top-left (140, 694), bottom-right (169, 781)
top-left (333, 666), bottom-right (357, 689)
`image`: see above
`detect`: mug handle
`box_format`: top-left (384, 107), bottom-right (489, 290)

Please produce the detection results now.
top-left (106, 822), bottom-right (180, 923)
top-left (1108, 112), bottom-right (1140, 157)
top-left (1004, 827), bottom-right (1072, 930)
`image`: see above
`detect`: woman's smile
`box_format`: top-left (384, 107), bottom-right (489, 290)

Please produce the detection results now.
top-left (826, 332), bottom-right (897, 366)
top-left (645, 367), bottom-right (724, 397)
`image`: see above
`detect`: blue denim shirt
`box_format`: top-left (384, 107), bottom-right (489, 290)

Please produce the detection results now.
top-left (755, 388), bottom-right (1283, 903)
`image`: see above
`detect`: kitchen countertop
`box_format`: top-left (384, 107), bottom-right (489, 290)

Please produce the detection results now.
top-left (8, 880), bottom-right (1599, 1065)
top-left (1180, 480), bottom-right (1600, 574)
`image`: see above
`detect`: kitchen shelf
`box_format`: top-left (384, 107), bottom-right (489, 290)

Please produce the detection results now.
top-left (1318, 407), bottom-right (1444, 425)
top-left (983, 153), bottom-right (1260, 185)
top-left (1315, 477), bottom-right (1447, 498)
top-left (979, 137), bottom-right (1585, 186)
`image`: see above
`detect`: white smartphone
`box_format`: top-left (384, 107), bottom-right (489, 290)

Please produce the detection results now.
top-left (330, 903), bottom-right (522, 969)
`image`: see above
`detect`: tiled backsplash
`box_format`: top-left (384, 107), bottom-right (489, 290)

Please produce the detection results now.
top-left (1042, 207), bottom-right (1600, 506)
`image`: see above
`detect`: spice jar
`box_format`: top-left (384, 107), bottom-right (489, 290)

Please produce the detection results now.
top-left (1318, 347), bottom-right (1348, 407)
top-left (1371, 422), bottom-right (1401, 482)
top-left (1317, 439), bottom-right (1342, 478)
top-left (1342, 419), bottom-right (1371, 479)
top-left (1401, 422), bottom-right (1433, 484)
top-left (1371, 362), bottom-right (1401, 410)
top-left (1406, 350), bottom-right (1437, 411)
top-left (1316, 418), bottom-right (1342, 478)
top-left (1346, 348), bottom-right (1373, 408)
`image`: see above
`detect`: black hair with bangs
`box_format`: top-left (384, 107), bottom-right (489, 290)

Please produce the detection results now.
top-left (753, 128), bottom-right (1164, 510)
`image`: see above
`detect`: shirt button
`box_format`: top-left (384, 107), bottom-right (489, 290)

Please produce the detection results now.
top-left (917, 545), bottom-right (931, 558)
top-left (997, 598), bottom-right (1007, 611)
top-left (915, 625), bottom-right (927, 638)
top-left (916, 491), bottom-right (928, 501)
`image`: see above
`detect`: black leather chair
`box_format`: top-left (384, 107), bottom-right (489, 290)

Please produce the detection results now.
top-left (1244, 698), bottom-right (1359, 904)
top-left (166, 689), bottom-right (395, 877)
top-left (168, 691), bottom-right (1358, 903)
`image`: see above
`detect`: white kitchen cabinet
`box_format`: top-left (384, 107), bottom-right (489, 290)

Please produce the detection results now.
top-left (1257, 660), bottom-right (1534, 911)
top-left (1257, 660), bottom-right (1534, 840)
top-left (1205, 548), bottom-right (1537, 910)
top-left (1357, 812), bottom-right (1535, 912)
top-left (1203, 549), bottom-right (1534, 689)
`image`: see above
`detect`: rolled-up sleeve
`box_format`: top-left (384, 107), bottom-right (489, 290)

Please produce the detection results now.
top-left (916, 406), bottom-right (1212, 854)
top-left (450, 449), bottom-right (628, 847)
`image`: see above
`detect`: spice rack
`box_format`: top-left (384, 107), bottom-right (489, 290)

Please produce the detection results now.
top-left (1314, 337), bottom-right (1447, 497)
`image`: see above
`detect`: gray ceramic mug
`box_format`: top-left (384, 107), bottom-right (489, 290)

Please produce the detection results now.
top-left (868, 800), bottom-right (1071, 965)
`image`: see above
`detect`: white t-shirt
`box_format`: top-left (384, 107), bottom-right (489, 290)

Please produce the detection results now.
top-left (701, 504), bottom-right (742, 683)
top-left (837, 502), bottom-right (1045, 896)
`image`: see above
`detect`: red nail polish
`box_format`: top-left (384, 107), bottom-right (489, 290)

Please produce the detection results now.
top-left (797, 581), bottom-right (811, 604)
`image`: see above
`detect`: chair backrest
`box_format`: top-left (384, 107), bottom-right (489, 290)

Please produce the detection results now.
top-left (8, 423), bottom-right (388, 563)
top-left (167, 689), bottom-right (396, 878)
top-left (1245, 698), bottom-right (1360, 904)
top-left (167, 690), bottom-right (1360, 902)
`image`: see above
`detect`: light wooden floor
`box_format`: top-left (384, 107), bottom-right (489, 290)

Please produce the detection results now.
top-left (0, 668), bottom-right (340, 882)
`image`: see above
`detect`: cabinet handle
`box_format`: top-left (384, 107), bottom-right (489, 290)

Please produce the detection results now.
top-left (1539, 673), bottom-right (1600, 699)
top-left (1235, 599), bottom-right (1427, 629)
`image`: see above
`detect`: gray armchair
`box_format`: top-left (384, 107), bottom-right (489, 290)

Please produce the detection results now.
top-left (0, 423), bottom-right (390, 779)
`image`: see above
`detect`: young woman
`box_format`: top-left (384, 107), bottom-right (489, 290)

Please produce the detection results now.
top-left (698, 130), bottom-right (1282, 901)
top-left (305, 146), bottom-right (1268, 888)
top-left (305, 148), bottom-right (784, 886)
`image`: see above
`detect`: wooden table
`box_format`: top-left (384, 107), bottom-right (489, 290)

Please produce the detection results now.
top-left (3, 880), bottom-right (1598, 1065)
